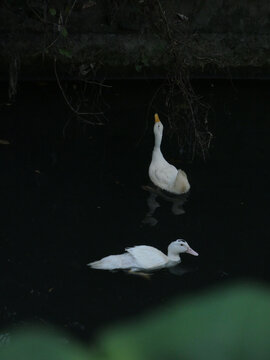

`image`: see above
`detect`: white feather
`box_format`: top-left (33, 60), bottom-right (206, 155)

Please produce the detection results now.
top-left (126, 245), bottom-right (168, 269)
top-left (89, 254), bottom-right (134, 270)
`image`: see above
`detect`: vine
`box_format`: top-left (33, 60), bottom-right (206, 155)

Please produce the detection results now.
top-left (150, 0), bottom-right (213, 160)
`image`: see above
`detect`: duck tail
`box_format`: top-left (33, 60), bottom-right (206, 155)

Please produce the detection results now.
top-left (88, 259), bottom-right (107, 269)
top-left (87, 254), bottom-right (133, 270)
top-left (87, 255), bottom-right (116, 269)
top-left (174, 170), bottom-right (190, 194)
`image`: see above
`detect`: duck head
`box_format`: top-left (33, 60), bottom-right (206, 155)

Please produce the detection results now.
top-left (168, 239), bottom-right (199, 258)
top-left (153, 113), bottom-right (164, 144)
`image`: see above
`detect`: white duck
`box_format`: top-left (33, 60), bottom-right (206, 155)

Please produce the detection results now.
top-left (149, 113), bottom-right (190, 194)
top-left (88, 240), bottom-right (198, 272)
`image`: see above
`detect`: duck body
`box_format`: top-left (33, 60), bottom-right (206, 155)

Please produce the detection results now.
top-left (88, 240), bottom-right (198, 272)
top-left (89, 246), bottom-right (171, 272)
top-left (149, 114), bottom-right (190, 195)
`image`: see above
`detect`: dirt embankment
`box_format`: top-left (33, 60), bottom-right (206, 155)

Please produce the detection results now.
top-left (1, 0), bottom-right (270, 80)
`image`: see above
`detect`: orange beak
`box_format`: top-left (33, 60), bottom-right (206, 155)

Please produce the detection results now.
top-left (154, 113), bottom-right (160, 123)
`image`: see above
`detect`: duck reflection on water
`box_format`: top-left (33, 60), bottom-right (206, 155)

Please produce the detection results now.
top-left (127, 264), bottom-right (198, 279)
top-left (142, 185), bottom-right (189, 226)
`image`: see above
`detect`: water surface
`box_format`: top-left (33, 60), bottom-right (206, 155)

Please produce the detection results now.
top-left (0, 80), bottom-right (269, 340)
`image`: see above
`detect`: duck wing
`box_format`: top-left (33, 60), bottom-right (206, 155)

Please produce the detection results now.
top-left (151, 162), bottom-right (178, 190)
top-left (126, 245), bottom-right (168, 269)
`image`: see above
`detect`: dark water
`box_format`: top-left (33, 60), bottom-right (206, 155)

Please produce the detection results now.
top-left (0, 80), bottom-right (269, 340)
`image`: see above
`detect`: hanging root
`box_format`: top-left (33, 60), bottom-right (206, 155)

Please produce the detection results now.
top-left (9, 56), bottom-right (20, 101)
top-left (150, 0), bottom-right (213, 160)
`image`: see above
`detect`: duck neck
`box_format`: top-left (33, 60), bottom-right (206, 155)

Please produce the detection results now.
top-left (167, 247), bottom-right (181, 262)
top-left (154, 131), bottom-right (162, 149)
top-left (152, 132), bottom-right (163, 161)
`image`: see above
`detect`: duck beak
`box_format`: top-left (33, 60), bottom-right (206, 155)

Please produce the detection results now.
top-left (154, 113), bottom-right (160, 123)
top-left (186, 246), bottom-right (199, 256)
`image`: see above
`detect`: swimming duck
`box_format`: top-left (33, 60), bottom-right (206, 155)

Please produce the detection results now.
top-left (88, 240), bottom-right (198, 272)
top-left (149, 114), bottom-right (190, 194)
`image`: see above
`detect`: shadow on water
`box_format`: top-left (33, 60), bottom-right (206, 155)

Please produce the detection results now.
top-left (0, 79), bottom-right (269, 341)
top-left (142, 185), bottom-right (189, 226)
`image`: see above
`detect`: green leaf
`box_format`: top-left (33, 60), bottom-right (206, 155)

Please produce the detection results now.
top-left (141, 54), bottom-right (149, 67)
top-left (135, 64), bottom-right (142, 72)
top-left (58, 48), bottom-right (72, 58)
top-left (98, 283), bottom-right (270, 360)
top-left (0, 283), bottom-right (270, 360)
top-left (49, 8), bottom-right (56, 16)
top-left (0, 327), bottom-right (91, 360)
top-left (61, 27), bottom-right (68, 37)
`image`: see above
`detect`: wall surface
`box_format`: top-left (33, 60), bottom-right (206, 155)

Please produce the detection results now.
top-left (1, 0), bottom-right (270, 79)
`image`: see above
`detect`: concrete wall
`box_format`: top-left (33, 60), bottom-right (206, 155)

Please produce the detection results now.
top-left (1, 0), bottom-right (270, 79)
